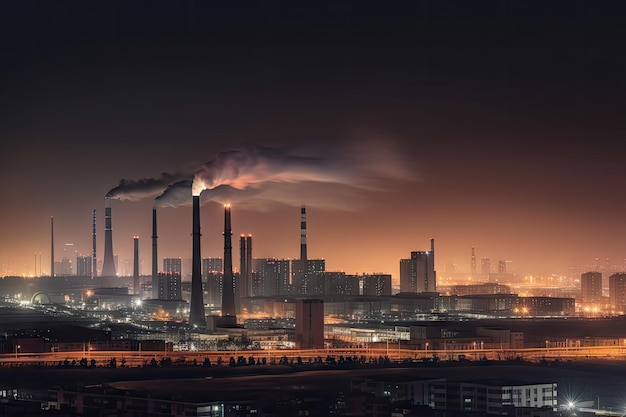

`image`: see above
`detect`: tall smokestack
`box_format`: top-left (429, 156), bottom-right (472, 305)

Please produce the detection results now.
top-left (189, 195), bottom-right (206, 328)
top-left (133, 236), bottom-right (140, 295)
top-left (471, 246), bottom-right (476, 277)
top-left (239, 235), bottom-right (247, 302)
top-left (238, 234), bottom-right (253, 313)
top-left (222, 204), bottom-right (236, 317)
top-left (101, 197), bottom-right (117, 277)
top-left (300, 206), bottom-right (307, 261)
top-left (91, 209), bottom-right (97, 279)
top-left (50, 217), bottom-right (55, 277)
top-left (246, 234), bottom-right (252, 297)
top-left (152, 208), bottom-right (158, 299)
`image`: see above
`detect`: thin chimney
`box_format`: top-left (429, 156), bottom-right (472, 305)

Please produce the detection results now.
top-left (50, 216), bottom-right (55, 277)
top-left (221, 204), bottom-right (236, 317)
top-left (189, 195), bottom-right (206, 328)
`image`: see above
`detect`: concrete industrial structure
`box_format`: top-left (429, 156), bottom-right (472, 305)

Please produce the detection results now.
top-left (400, 239), bottom-right (436, 293)
top-left (188, 195), bottom-right (206, 328)
top-left (133, 236), bottom-right (139, 295)
top-left (91, 209), bottom-right (97, 279)
top-left (294, 299), bottom-right (324, 349)
top-left (221, 205), bottom-right (236, 318)
top-left (101, 197), bottom-right (117, 277)
top-left (151, 208), bottom-right (158, 299)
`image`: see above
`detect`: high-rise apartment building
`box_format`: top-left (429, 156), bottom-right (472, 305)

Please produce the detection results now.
top-left (202, 258), bottom-right (222, 275)
top-left (399, 258), bottom-right (411, 293)
top-left (252, 258), bottom-right (291, 296)
top-left (362, 273), bottom-right (392, 296)
top-left (481, 258), bottom-right (491, 279)
top-left (581, 271), bottom-right (603, 303)
top-left (609, 273), bottom-right (626, 309)
top-left (163, 258), bottom-right (182, 275)
top-left (76, 256), bottom-right (92, 277)
top-left (158, 272), bottom-right (182, 301)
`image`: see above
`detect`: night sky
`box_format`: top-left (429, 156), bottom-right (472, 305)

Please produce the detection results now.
top-left (2, 1), bottom-right (626, 280)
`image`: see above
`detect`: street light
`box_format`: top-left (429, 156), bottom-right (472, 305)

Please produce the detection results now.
top-left (15, 344), bottom-right (20, 359)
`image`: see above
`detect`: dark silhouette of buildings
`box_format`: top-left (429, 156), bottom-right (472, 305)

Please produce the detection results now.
top-left (295, 299), bottom-right (324, 349)
top-left (400, 239), bottom-right (436, 293)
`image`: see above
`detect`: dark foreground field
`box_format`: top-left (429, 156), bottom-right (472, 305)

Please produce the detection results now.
top-left (2, 359), bottom-right (626, 410)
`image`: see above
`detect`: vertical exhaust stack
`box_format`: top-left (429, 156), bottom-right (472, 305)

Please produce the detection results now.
top-left (295, 206), bottom-right (308, 294)
top-left (300, 206), bottom-right (308, 262)
top-left (189, 195), bottom-right (206, 328)
top-left (133, 236), bottom-right (140, 296)
top-left (470, 246), bottom-right (476, 277)
top-left (239, 235), bottom-right (248, 305)
top-left (238, 234), bottom-right (253, 314)
top-left (50, 217), bottom-right (55, 277)
top-left (101, 196), bottom-right (117, 277)
top-left (221, 204), bottom-right (236, 318)
top-left (245, 234), bottom-right (252, 297)
top-left (151, 208), bottom-right (158, 299)
top-left (91, 209), bottom-right (97, 279)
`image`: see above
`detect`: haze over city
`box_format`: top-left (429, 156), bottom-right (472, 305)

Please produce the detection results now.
top-left (2, 1), bottom-right (626, 280)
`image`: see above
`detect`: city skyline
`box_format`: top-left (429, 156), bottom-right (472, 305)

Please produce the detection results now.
top-left (2, 1), bottom-right (626, 279)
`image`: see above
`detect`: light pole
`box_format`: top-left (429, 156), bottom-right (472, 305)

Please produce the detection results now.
top-left (15, 344), bottom-right (20, 359)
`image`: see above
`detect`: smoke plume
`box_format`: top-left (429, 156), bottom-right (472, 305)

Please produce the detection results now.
top-left (155, 141), bottom-right (414, 209)
top-left (110, 140), bottom-right (415, 209)
top-left (107, 171), bottom-right (193, 201)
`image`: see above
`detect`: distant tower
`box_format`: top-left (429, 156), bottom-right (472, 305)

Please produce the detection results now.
top-left (471, 246), bottom-right (476, 277)
top-left (481, 257), bottom-right (491, 279)
top-left (498, 260), bottom-right (507, 275)
top-left (239, 236), bottom-right (247, 300)
top-left (246, 235), bottom-right (252, 294)
top-left (301, 206), bottom-right (308, 261)
top-left (101, 196), bottom-right (117, 277)
top-left (91, 209), bottom-right (97, 279)
top-left (294, 206), bottom-right (309, 294)
top-left (221, 204), bottom-right (236, 318)
top-left (239, 234), bottom-right (253, 313)
top-left (50, 216), bottom-right (55, 277)
top-left (133, 236), bottom-right (140, 295)
top-left (189, 195), bottom-right (206, 328)
top-left (152, 208), bottom-right (158, 299)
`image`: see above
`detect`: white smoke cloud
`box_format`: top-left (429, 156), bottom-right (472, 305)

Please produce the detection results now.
top-left (113, 140), bottom-right (415, 209)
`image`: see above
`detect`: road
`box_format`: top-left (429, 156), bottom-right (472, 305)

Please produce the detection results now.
top-left (2, 345), bottom-right (626, 367)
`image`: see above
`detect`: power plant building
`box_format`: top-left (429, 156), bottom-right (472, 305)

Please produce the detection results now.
top-left (400, 239), bottom-right (436, 293)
